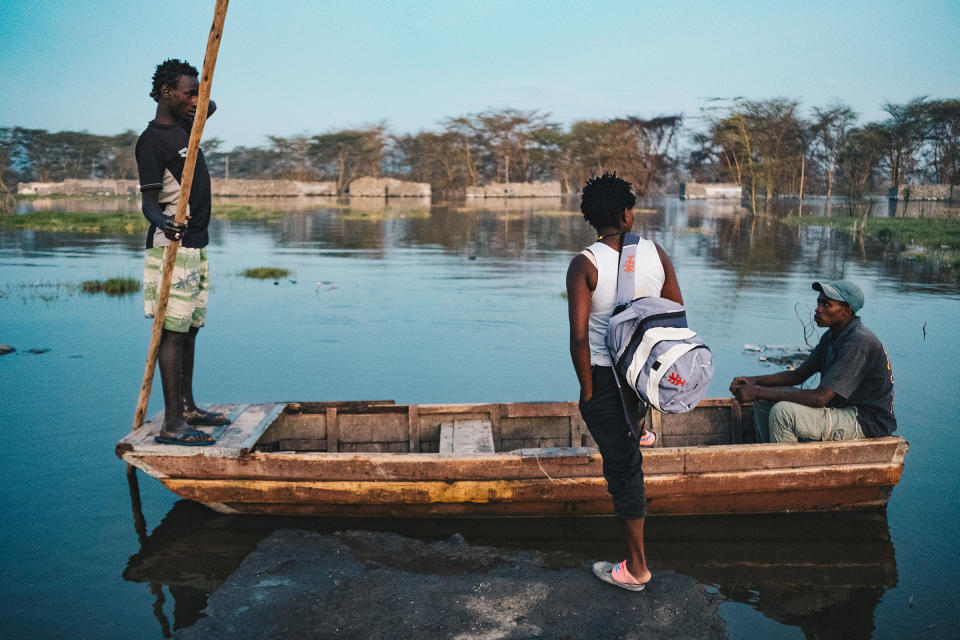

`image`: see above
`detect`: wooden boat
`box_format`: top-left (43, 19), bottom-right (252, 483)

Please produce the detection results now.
top-left (116, 399), bottom-right (908, 517)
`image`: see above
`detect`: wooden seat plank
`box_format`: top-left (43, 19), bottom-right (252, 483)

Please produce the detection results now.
top-left (440, 419), bottom-right (495, 454)
top-left (120, 403), bottom-right (281, 459)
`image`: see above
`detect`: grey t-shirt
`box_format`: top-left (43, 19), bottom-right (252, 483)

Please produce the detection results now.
top-left (802, 318), bottom-right (896, 437)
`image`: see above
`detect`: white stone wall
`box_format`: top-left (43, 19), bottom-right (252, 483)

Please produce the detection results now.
top-left (17, 179), bottom-right (138, 196)
top-left (464, 182), bottom-right (562, 198)
top-left (212, 179), bottom-right (337, 196)
top-left (888, 184), bottom-right (958, 201)
top-left (680, 183), bottom-right (742, 200)
top-left (348, 176), bottom-right (431, 197)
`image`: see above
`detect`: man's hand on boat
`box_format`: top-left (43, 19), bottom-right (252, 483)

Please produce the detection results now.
top-left (732, 382), bottom-right (760, 402)
top-left (730, 376), bottom-right (754, 395)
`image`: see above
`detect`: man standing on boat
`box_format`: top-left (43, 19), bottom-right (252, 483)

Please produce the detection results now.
top-left (566, 173), bottom-right (683, 591)
top-left (136, 58), bottom-right (227, 446)
top-left (730, 280), bottom-right (896, 443)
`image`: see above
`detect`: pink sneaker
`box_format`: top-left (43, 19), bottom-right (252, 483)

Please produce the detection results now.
top-left (592, 560), bottom-right (648, 591)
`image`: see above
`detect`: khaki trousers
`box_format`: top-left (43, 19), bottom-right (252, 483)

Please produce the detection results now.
top-left (753, 398), bottom-right (863, 443)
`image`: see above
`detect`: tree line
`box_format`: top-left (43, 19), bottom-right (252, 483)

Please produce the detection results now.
top-left (2, 97), bottom-right (957, 202)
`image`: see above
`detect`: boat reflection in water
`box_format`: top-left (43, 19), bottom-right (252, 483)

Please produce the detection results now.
top-left (124, 470), bottom-right (896, 639)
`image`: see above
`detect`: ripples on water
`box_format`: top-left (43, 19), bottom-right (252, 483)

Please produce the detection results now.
top-left (1, 196), bottom-right (958, 639)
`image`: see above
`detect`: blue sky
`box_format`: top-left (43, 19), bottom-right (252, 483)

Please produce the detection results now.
top-left (1, 0), bottom-right (958, 148)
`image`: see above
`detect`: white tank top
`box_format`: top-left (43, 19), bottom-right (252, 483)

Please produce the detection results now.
top-left (581, 238), bottom-right (665, 366)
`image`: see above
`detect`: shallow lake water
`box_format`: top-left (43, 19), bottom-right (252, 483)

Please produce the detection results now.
top-left (1, 196), bottom-right (958, 639)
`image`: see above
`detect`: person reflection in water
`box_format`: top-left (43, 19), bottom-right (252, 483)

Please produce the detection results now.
top-left (731, 280), bottom-right (896, 443)
top-left (566, 173), bottom-right (683, 591)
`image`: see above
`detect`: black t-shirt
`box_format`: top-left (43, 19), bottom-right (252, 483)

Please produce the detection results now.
top-left (802, 318), bottom-right (897, 437)
top-left (135, 119), bottom-right (211, 249)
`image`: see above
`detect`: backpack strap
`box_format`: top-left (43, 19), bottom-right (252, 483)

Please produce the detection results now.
top-left (614, 233), bottom-right (640, 306)
top-left (609, 232), bottom-right (646, 440)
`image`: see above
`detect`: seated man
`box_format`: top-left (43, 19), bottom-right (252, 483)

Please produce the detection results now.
top-left (730, 280), bottom-right (896, 443)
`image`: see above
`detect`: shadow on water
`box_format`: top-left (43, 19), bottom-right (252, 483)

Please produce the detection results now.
top-left (123, 470), bottom-right (896, 639)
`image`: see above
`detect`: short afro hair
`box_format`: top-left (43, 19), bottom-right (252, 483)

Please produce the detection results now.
top-left (150, 59), bottom-right (199, 102)
top-left (579, 172), bottom-right (636, 231)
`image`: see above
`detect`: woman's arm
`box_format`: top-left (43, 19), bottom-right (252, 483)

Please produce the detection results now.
top-left (566, 253), bottom-right (596, 401)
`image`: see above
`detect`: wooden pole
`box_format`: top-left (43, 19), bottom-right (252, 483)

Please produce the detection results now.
top-left (132, 0), bottom-right (229, 430)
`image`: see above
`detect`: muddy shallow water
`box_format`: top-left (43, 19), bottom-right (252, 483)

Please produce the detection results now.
top-left (1, 197), bottom-right (957, 639)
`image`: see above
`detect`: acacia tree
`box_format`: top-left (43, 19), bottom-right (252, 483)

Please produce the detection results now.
top-left (441, 116), bottom-right (483, 187)
top-left (879, 98), bottom-right (928, 185)
top-left (393, 130), bottom-right (472, 196)
top-left (310, 124), bottom-right (386, 195)
top-left (266, 135), bottom-right (319, 181)
top-left (811, 103), bottom-right (858, 205)
top-left (836, 124), bottom-right (886, 203)
top-left (473, 108), bottom-right (553, 183)
top-left (920, 99), bottom-right (960, 184)
top-left (616, 115), bottom-right (682, 195)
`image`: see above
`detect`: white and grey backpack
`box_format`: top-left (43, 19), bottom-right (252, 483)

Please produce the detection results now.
top-left (606, 234), bottom-right (713, 415)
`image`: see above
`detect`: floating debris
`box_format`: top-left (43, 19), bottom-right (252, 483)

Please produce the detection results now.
top-left (743, 344), bottom-right (810, 369)
top-left (27, 348), bottom-right (50, 355)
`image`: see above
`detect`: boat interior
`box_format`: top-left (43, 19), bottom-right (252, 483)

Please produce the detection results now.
top-left (250, 399), bottom-right (757, 455)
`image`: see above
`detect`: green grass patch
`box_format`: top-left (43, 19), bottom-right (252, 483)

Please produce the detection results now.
top-left (211, 205), bottom-right (287, 221)
top-left (0, 211), bottom-right (148, 234)
top-left (15, 194), bottom-right (135, 201)
top-left (81, 277), bottom-right (141, 295)
top-left (242, 267), bottom-right (290, 279)
top-left (784, 215), bottom-right (960, 248)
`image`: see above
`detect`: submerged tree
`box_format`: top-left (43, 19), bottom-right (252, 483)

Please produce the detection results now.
top-left (811, 103), bottom-right (858, 206)
top-left (310, 124), bottom-right (387, 195)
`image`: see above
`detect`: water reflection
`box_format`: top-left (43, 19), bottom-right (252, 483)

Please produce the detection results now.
top-left (124, 469), bottom-right (896, 639)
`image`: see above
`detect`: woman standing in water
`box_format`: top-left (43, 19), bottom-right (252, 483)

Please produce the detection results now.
top-left (565, 173), bottom-right (683, 590)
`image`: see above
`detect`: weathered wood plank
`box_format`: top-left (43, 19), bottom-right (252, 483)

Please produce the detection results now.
top-left (500, 402), bottom-right (577, 418)
top-left (337, 412), bottom-right (408, 443)
top-left (326, 407), bottom-right (338, 453)
top-left (646, 486), bottom-right (894, 516)
top-left (130, 450), bottom-right (603, 481)
top-left (500, 416), bottom-right (570, 440)
top-left (205, 499), bottom-right (616, 517)
top-left (240, 403), bottom-right (286, 454)
top-left (439, 424), bottom-right (454, 454)
top-left (407, 405), bottom-right (419, 453)
top-left (340, 442), bottom-right (408, 453)
top-left (258, 412), bottom-right (326, 443)
top-left (418, 411), bottom-right (493, 443)
top-left (166, 476), bottom-right (610, 505)
top-left (118, 403), bottom-right (263, 459)
top-left (643, 462), bottom-right (904, 497)
top-left (453, 420), bottom-right (495, 453)
top-left (731, 402), bottom-right (743, 444)
top-left (166, 462), bottom-right (899, 510)
top-left (440, 420), bottom-right (495, 454)
top-left (660, 433), bottom-right (732, 448)
top-left (276, 438), bottom-right (327, 451)
top-left (660, 406), bottom-right (732, 435)
top-left (680, 438), bottom-right (906, 473)
top-left (282, 400), bottom-right (395, 413)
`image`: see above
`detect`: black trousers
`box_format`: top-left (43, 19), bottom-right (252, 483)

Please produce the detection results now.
top-left (578, 365), bottom-right (646, 519)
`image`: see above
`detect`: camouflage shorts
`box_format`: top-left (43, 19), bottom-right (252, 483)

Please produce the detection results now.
top-left (143, 247), bottom-right (209, 332)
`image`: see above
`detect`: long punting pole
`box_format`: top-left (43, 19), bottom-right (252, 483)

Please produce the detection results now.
top-left (132, 0), bottom-right (229, 430)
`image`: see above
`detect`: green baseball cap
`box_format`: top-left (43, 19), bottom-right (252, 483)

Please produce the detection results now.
top-left (812, 280), bottom-right (864, 312)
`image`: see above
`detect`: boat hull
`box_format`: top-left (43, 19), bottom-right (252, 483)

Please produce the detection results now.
top-left (117, 401), bottom-right (908, 517)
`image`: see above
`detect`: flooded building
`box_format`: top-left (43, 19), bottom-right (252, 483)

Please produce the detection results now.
top-left (888, 184), bottom-right (958, 201)
top-left (680, 183), bottom-right (742, 200)
top-left (348, 177), bottom-right (431, 197)
top-left (465, 182), bottom-right (562, 198)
